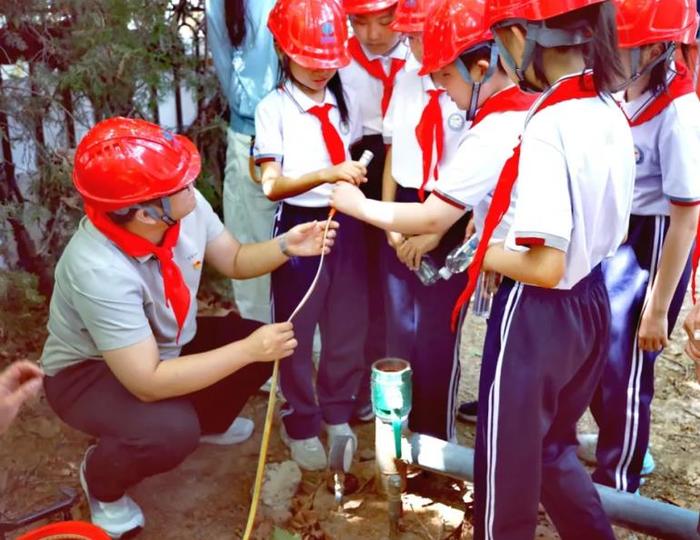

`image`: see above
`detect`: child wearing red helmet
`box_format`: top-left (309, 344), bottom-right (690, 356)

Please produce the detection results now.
top-left (579, 0), bottom-right (700, 496)
top-left (379, 0), bottom-right (469, 442)
top-left (339, 0), bottom-right (409, 420)
top-left (40, 118), bottom-right (336, 537)
top-left (257, 0), bottom-right (370, 471)
top-left (453, 0), bottom-right (636, 536)
top-left (332, 0), bottom-right (536, 438)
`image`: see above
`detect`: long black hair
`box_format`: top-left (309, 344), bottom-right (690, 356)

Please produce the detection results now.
top-left (225, 0), bottom-right (247, 48)
top-left (644, 43), bottom-right (695, 94)
top-left (277, 52), bottom-right (350, 124)
top-left (535, 1), bottom-right (624, 93)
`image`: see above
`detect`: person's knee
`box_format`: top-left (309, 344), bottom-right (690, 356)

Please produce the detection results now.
top-left (130, 406), bottom-right (200, 471)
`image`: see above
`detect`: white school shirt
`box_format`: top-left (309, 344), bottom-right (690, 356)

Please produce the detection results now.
top-left (383, 55), bottom-right (469, 191)
top-left (432, 90), bottom-right (529, 242)
top-left (339, 39), bottom-right (409, 136)
top-left (622, 81), bottom-right (700, 216)
top-left (504, 73), bottom-right (636, 289)
top-left (254, 81), bottom-right (363, 208)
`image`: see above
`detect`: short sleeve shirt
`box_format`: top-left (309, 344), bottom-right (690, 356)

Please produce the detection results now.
top-left (340, 40), bottom-right (409, 136)
top-left (254, 81), bottom-right (363, 207)
top-left (432, 106), bottom-right (528, 242)
top-left (383, 59), bottom-right (469, 191)
top-left (504, 75), bottom-right (636, 289)
top-left (622, 89), bottom-right (700, 215)
top-left (40, 190), bottom-right (225, 376)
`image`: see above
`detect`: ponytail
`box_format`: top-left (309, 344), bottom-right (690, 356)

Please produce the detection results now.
top-left (587, 1), bottom-right (625, 93)
top-left (539, 0), bottom-right (624, 93)
top-left (225, 0), bottom-right (247, 48)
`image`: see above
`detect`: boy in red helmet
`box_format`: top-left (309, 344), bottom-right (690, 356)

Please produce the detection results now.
top-left (340, 0), bottom-right (409, 421)
top-left (40, 117), bottom-right (337, 538)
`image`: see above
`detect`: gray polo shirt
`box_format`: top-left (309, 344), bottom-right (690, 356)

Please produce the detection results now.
top-left (41, 190), bottom-right (225, 376)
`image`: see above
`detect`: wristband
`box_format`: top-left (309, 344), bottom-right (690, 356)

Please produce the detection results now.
top-left (278, 233), bottom-right (292, 257)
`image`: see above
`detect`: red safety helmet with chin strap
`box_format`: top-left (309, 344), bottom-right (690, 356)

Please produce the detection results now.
top-left (344, 0), bottom-right (398, 14)
top-left (419, 0), bottom-right (493, 75)
top-left (269, 0), bottom-right (351, 70)
top-left (615, 0), bottom-right (699, 47)
top-left (389, 0), bottom-right (440, 33)
top-left (484, 0), bottom-right (604, 90)
top-left (485, 0), bottom-right (605, 28)
top-left (73, 117), bottom-right (200, 212)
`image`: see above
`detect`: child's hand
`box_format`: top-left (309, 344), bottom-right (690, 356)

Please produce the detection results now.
top-left (397, 234), bottom-right (442, 271)
top-left (322, 160), bottom-right (367, 186)
top-left (638, 304), bottom-right (668, 352)
top-left (0, 361), bottom-right (43, 435)
top-left (386, 231), bottom-right (405, 251)
top-left (330, 182), bottom-right (367, 218)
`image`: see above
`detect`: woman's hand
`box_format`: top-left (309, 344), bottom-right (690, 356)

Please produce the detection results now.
top-left (0, 361), bottom-right (43, 435)
top-left (242, 322), bottom-right (297, 362)
top-left (397, 233), bottom-right (442, 271)
top-left (283, 220), bottom-right (339, 257)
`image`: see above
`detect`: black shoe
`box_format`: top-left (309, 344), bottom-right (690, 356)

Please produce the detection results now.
top-left (457, 400), bottom-right (478, 423)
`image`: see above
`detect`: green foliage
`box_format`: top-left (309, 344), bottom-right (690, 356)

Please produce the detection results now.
top-left (0, 271), bottom-right (47, 356)
top-left (272, 528), bottom-right (302, 540)
top-left (0, 0), bottom-right (228, 303)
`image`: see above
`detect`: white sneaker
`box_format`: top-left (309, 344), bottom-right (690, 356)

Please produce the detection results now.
top-left (199, 417), bottom-right (254, 445)
top-left (279, 422), bottom-right (327, 471)
top-left (576, 432), bottom-right (598, 465)
top-left (80, 446), bottom-right (145, 539)
top-left (576, 433), bottom-right (655, 476)
top-left (325, 423), bottom-right (358, 455)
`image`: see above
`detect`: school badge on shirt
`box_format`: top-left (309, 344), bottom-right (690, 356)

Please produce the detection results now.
top-left (448, 113), bottom-right (465, 131)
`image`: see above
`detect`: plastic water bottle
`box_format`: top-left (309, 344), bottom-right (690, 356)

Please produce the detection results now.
top-left (415, 256), bottom-right (441, 286)
top-left (438, 234), bottom-right (479, 280)
top-left (472, 271), bottom-right (493, 318)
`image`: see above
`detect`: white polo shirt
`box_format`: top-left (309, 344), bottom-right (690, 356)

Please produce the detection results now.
top-left (254, 81), bottom-right (363, 208)
top-left (383, 56), bottom-right (469, 191)
top-left (432, 92), bottom-right (529, 242)
top-left (622, 88), bottom-right (700, 216)
top-left (504, 74), bottom-right (636, 289)
top-left (40, 190), bottom-right (225, 376)
top-left (340, 39), bottom-right (409, 136)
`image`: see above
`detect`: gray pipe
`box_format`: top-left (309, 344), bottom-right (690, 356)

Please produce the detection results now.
top-left (405, 433), bottom-right (700, 540)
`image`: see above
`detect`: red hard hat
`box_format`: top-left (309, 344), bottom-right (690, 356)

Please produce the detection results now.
top-left (344, 0), bottom-right (399, 14)
top-left (73, 117), bottom-right (201, 212)
top-left (389, 0), bottom-right (440, 32)
top-left (615, 0), bottom-right (699, 47)
top-left (269, 0), bottom-right (351, 69)
top-left (485, 0), bottom-right (605, 28)
top-left (420, 0), bottom-right (492, 75)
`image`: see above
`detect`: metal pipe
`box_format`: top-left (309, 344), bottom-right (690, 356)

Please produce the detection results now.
top-left (405, 433), bottom-right (700, 540)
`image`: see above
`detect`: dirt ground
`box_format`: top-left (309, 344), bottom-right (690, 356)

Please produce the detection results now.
top-left (1, 297), bottom-right (699, 539)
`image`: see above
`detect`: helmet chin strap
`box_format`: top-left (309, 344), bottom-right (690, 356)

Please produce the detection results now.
top-left (614, 42), bottom-right (676, 93)
top-left (113, 196), bottom-right (178, 227)
top-left (454, 42), bottom-right (500, 120)
top-left (493, 19), bottom-right (593, 93)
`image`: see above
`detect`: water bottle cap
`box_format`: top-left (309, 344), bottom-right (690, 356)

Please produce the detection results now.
top-left (439, 267), bottom-right (452, 280)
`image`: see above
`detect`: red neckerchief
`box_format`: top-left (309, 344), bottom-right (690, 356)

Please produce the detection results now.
top-left (307, 103), bottom-right (346, 165)
top-left (627, 62), bottom-right (695, 127)
top-left (415, 88), bottom-right (445, 202)
top-left (348, 37), bottom-right (406, 116)
top-left (450, 73), bottom-right (598, 330)
top-left (624, 62), bottom-right (700, 303)
top-left (85, 204), bottom-right (191, 342)
top-left (471, 85), bottom-right (538, 128)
